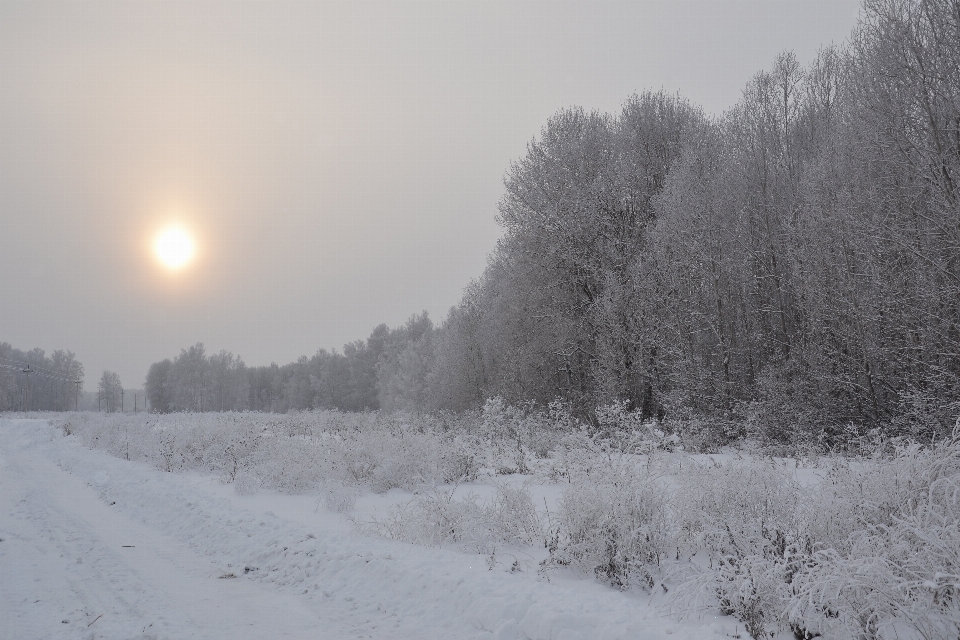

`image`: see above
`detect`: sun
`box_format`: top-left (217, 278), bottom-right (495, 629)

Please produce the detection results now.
top-left (154, 226), bottom-right (196, 270)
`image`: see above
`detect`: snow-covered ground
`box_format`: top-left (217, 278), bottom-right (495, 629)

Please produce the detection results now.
top-left (1, 419), bottom-right (728, 640)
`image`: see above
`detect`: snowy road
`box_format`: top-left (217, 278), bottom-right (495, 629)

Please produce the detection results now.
top-left (0, 420), bottom-right (336, 640)
top-left (0, 419), bottom-right (715, 640)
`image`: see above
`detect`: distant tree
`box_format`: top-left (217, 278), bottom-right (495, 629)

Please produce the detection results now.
top-left (98, 370), bottom-right (123, 412)
top-left (171, 343), bottom-right (208, 411)
top-left (376, 312), bottom-right (434, 411)
top-left (145, 359), bottom-right (174, 413)
top-left (346, 323), bottom-right (390, 409)
top-left (50, 349), bottom-right (84, 410)
top-left (428, 292), bottom-right (489, 412)
top-left (208, 350), bottom-right (247, 411)
top-left (283, 355), bottom-right (315, 411)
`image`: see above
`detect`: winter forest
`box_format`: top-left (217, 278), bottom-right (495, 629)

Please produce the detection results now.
top-left (128, 0), bottom-right (960, 449)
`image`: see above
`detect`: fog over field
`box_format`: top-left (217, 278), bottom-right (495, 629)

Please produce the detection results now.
top-left (3, 1), bottom-right (960, 639)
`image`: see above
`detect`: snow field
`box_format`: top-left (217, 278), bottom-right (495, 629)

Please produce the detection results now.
top-left (44, 410), bottom-right (960, 639)
top-left (4, 418), bottom-right (708, 640)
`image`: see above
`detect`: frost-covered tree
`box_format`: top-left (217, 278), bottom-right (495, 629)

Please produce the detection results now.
top-left (98, 370), bottom-right (123, 412)
top-left (145, 359), bottom-right (173, 413)
top-left (171, 343), bottom-right (209, 412)
top-left (377, 312), bottom-right (435, 412)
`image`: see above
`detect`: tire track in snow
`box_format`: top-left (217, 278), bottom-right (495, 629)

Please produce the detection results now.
top-left (0, 420), bottom-right (342, 640)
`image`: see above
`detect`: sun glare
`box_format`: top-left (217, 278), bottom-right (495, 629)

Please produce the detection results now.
top-left (154, 226), bottom-right (195, 270)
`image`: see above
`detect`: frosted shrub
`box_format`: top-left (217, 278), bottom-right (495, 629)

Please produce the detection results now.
top-left (338, 434), bottom-right (378, 484)
top-left (73, 413), bottom-right (191, 470)
top-left (588, 401), bottom-right (681, 457)
top-left (666, 429), bottom-right (960, 639)
top-left (368, 486), bottom-right (487, 549)
top-left (349, 428), bottom-right (437, 492)
top-left (369, 443), bottom-right (434, 492)
top-left (673, 460), bottom-right (803, 558)
top-left (545, 461), bottom-right (668, 590)
top-left (477, 397), bottom-right (572, 474)
top-left (363, 482), bottom-right (542, 554)
top-left (488, 482), bottom-right (543, 547)
top-left (319, 481), bottom-right (359, 513)
top-left (252, 436), bottom-right (328, 493)
top-left (52, 410), bottom-right (469, 495)
top-left (789, 430), bottom-right (960, 640)
top-left (670, 460), bottom-right (804, 637)
top-left (209, 420), bottom-right (265, 483)
top-left (233, 468), bottom-right (262, 495)
top-left (548, 430), bottom-right (607, 481)
top-left (50, 408), bottom-right (960, 637)
top-left (659, 391), bottom-right (742, 453)
top-left (437, 434), bottom-right (482, 483)
top-left (526, 399), bottom-right (575, 459)
top-left (593, 401), bottom-right (650, 451)
top-left (480, 396), bottom-right (530, 474)
top-left (886, 389), bottom-right (959, 442)
top-left (544, 421), bottom-right (675, 483)
top-left (807, 438), bottom-right (960, 552)
top-left (73, 412), bottom-right (139, 461)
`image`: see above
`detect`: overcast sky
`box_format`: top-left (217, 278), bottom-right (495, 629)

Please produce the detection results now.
top-left (1, 0), bottom-right (862, 388)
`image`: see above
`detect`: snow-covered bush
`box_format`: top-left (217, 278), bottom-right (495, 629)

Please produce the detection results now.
top-left (593, 400), bottom-right (681, 455)
top-left (363, 482), bottom-right (542, 554)
top-left (48, 409), bottom-right (960, 638)
top-left (670, 459), bottom-right (805, 638)
top-left (666, 428), bottom-right (960, 640)
top-left (319, 480), bottom-right (360, 513)
top-left (478, 397), bottom-right (574, 474)
top-left (437, 434), bottom-right (482, 483)
top-left (52, 410), bottom-right (483, 495)
top-left (788, 430), bottom-right (960, 640)
top-left (544, 459), bottom-right (669, 590)
top-left (547, 430), bottom-right (608, 482)
top-left (249, 435), bottom-right (328, 493)
top-left (885, 388), bottom-right (959, 442)
top-left (208, 418), bottom-right (265, 482)
top-left (480, 396), bottom-right (532, 474)
top-left (659, 391), bottom-right (743, 453)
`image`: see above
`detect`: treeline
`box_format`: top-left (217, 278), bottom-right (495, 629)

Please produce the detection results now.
top-left (143, 314), bottom-right (431, 413)
top-left (145, 0), bottom-right (959, 444)
top-left (393, 0), bottom-right (959, 442)
top-left (0, 342), bottom-right (84, 411)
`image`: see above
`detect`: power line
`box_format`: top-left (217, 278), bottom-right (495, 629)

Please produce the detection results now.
top-left (0, 356), bottom-right (60, 375)
top-left (0, 357), bottom-right (86, 412)
top-left (0, 356), bottom-right (76, 380)
top-left (0, 361), bottom-right (76, 382)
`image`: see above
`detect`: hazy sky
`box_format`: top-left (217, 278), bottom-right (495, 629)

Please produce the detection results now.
top-left (1, 0), bottom-right (862, 388)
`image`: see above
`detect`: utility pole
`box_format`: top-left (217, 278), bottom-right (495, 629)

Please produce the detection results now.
top-left (134, 393), bottom-right (138, 412)
top-left (120, 388), bottom-right (125, 413)
top-left (74, 380), bottom-right (82, 411)
top-left (21, 365), bottom-right (32, 414)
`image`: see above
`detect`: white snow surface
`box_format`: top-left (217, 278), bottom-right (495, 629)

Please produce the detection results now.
top-left (0, 419), bottom-right (728, 640)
